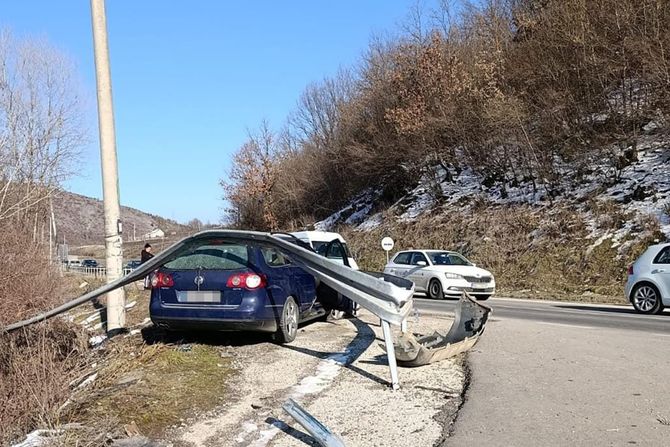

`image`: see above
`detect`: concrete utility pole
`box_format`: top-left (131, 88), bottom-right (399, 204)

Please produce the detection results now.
top-left (91, 0), bottom-right (126, 335)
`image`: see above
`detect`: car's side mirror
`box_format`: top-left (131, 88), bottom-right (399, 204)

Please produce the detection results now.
top-left (416, 260), bottom-right (427, 266)
top-left (472, 263), bottom-right (477, 267)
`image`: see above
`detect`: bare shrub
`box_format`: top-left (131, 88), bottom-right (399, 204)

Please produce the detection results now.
top-left (0, 320), bottom-right (88, 445)
top-left (223, 0), bottom-right (670, 232)
top-left (0, 225), bottom-right (65, 326)
top-left (0, 29), bottom-right (89, 446)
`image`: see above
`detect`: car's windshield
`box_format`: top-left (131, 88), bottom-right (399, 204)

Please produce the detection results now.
top-left (164, 243), bottom-right (249, 270)
top-left (428, 251), bottom-right (472, 266)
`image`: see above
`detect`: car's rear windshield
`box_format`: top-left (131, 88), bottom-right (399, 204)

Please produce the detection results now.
top-left (428, 251), bottom-right (472, 266)
top-left (164, 244), bottom-right (249, 270)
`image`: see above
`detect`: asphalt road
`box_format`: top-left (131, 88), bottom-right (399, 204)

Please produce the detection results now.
top-left (415, 296), bottom-right (670, 446)
top-left (415, 296), bottom-right (670, 334)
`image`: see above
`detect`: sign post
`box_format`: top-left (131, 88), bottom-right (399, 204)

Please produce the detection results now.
top-left (381, 237), bottom-right (394, 264)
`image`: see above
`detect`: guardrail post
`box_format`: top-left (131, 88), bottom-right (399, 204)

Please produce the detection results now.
top-left (380, 319), bottom-right (400, 390)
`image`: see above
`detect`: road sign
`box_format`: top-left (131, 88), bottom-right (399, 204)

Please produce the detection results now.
top-left (381, 237), bottom-right (394, 263)
top-left (381, 237), bottom-right (394, 251)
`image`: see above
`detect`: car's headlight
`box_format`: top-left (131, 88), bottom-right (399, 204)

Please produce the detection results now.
top-left (445, 272), bottom-right (463, 280)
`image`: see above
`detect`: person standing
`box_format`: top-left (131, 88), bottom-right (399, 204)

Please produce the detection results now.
top-left (141, 243), bottom-right (154, 264)
top-left (141, 243), bottom-right (154, 289)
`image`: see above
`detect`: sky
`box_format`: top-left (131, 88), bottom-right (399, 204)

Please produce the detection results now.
top-left (1, 1), bottom-right (437, 224)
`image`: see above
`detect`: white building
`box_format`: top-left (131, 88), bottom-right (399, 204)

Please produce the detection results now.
top-left (143, 228), bottom-right (165, 239)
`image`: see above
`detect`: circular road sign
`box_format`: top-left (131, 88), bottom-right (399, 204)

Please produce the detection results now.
top-left (381, 237), bottom-right (394, 251)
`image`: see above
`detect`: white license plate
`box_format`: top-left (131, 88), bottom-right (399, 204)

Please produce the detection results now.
top-left (176, 291), bottom-right (221, 303)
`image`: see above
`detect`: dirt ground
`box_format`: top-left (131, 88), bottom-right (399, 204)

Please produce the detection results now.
top-left (174, 310), bottom-right (466, 447)
top-left (9, 285), bottom-right (466, 447)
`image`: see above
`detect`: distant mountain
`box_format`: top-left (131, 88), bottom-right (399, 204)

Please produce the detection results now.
top-left (52, 190), bottom-right (190, 246)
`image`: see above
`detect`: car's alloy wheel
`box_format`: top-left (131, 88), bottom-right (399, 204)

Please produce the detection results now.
top-left (428, 279), bottom-right (444, 300)
top-left (632, 284), bottom-right (663, 314)
top-left (275, 296), bottom-right (299, 343)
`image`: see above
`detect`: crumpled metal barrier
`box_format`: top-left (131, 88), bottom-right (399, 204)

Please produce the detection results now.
top-left (2, 230), bottom-right (414, 332)
top-left (385, 293), bottom-right (491, 367)
top-left (282, 399), bottom-right (346, 447)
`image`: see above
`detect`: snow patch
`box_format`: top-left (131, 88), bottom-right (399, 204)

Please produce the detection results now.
top-left (89, 335), bottom-right (106, 347)
top-left (245, 349), bottom-right (352, 446)
top-left (320, 135), bottom-right (669, 255)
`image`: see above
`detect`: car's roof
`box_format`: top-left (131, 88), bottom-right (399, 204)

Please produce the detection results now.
top-left (290, 231), bottom-right (345, 242)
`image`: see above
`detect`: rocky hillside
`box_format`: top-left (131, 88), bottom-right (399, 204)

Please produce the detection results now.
top-left (317, 134), bottom-right (670, 242)
top-left (315, 133), bottom-right (669, 302)
top-left (52, 190), bottom-right (189, 246)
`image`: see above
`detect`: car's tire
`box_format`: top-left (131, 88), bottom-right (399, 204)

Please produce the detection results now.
top-left (274, 296), bottom-right (299, 343)
top-left (427, 279), bottom-right (444, 300)
top-left (476, 295), bottom-right (491, 301)
top-left (631, 283), bottom-right (664, 314)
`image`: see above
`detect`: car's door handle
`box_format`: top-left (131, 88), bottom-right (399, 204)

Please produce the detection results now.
top-left (653, 269), bottom-right (666, 273)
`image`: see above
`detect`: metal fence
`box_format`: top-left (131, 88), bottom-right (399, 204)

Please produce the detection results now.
top-left (60, 265), bottom-right (136, 277)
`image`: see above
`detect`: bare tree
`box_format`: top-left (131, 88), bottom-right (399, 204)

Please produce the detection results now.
top-left (0, 31), bottom-right (86, 228)
top-left (221, 120), bottom-right (281, 230)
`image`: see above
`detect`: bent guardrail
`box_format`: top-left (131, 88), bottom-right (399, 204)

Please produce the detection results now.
top-left (2, 230), bottom-right (415, 388)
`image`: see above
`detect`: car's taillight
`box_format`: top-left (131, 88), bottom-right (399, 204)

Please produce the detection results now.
top-left (151, 272), bottom-right (174, 288)
top-left (226, 273), bottom-right (266, 290)
top-left (627, 265), bottom-right (634, 275)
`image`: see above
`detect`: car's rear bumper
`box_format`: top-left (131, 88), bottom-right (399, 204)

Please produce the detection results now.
top-left (151, 316), bottom-right (278, 332)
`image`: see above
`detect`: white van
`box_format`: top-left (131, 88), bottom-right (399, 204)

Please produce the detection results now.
top-left (289, 231), bottom-right (359, 270)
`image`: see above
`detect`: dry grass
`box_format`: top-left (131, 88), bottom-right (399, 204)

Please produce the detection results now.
top-left (341, 203), bottom-right (662, 303)
top-left (0, 321), bottom-right (89, 445)
top-left (0, 226), bottom-right (92, 445)
top-left (67, 332), bottom-right (234, 440)
top-left (31, 285), bottom-right (236, 444)
top-left (0, 229), bottom-right (69, 326)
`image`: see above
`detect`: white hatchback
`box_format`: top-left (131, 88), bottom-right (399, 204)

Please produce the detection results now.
top-left (625, 243), bottom-right (670, 314)
top-left (384, 250), bottom-right (495, 300)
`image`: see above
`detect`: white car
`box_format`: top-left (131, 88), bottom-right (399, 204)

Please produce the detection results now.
top-left (384, 249), bottom-right (495, 300)
top-left (625, 242), bottom-right (670, 314)
top-left (290, 231), bottom-right (359, 270)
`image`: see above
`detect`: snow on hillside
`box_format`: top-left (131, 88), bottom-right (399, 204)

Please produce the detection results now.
top-left (315, 135), bottom-right (670, 246)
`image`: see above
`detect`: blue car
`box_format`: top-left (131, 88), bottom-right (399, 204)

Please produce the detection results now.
top-left (149, 240), bottom-right (329, 343)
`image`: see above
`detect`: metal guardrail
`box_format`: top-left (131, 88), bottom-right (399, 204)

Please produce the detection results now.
top-left (283, 399), bottom-right (345, 447)
top-left (6, 230), bottom-right (415, 388)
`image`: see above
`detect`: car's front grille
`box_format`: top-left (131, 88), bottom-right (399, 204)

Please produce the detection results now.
top-left (464, 275), bottom-right (492, 283)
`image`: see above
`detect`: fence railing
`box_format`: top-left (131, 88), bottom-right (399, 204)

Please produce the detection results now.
top-left (60, 265), bottom-right (136, 278)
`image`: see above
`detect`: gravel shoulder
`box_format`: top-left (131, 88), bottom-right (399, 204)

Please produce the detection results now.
top-left (176, 310), bottom-right (467, 447)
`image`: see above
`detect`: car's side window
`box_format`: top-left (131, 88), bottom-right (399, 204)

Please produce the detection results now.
top-left (411, 252), bottom-right (428, 265)
top-left (393, 252), bottom-right (411, 265)
top-left (654, 247), bottom-right (670, 264)
top-left (261, 248), bottom-right (290, 267)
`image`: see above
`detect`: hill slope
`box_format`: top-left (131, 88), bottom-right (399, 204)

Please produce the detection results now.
top-left (315, 134), bottom-right (670, 302)
top-left (52, 190), bottom-right (189, 246)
